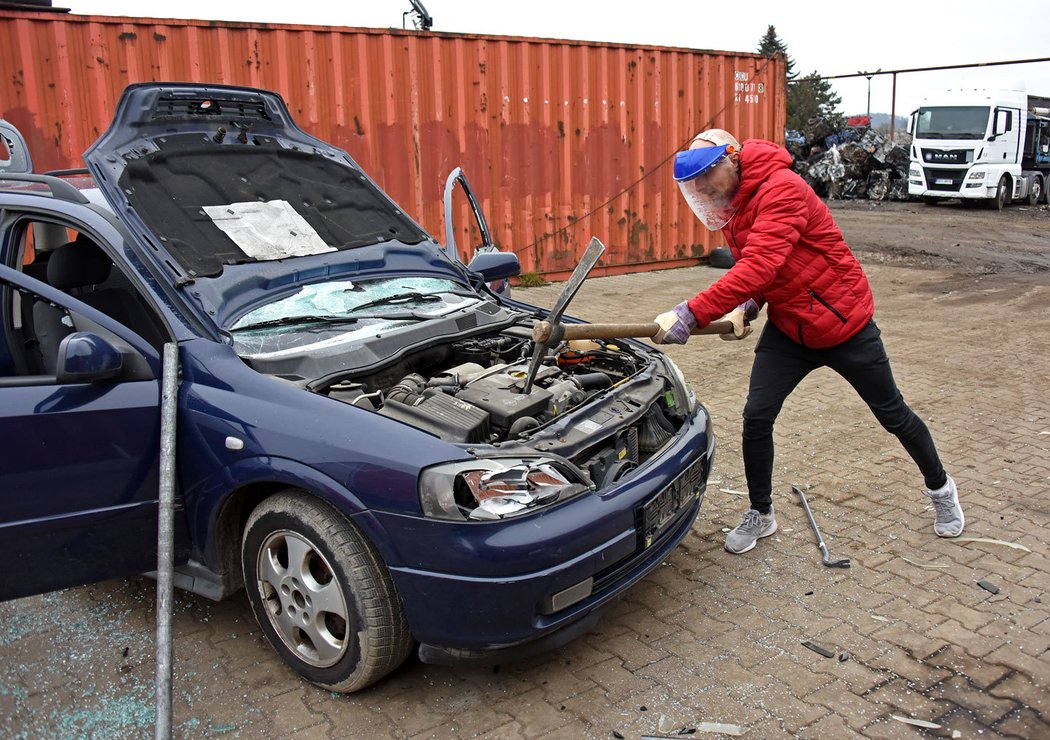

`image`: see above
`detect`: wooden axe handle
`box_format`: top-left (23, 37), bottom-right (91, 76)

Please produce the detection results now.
top-left (533, 321), bottom-right (660, 343)
top-left (532, 316), bottom-right (740, 343)
top-left (692, 316), bottom-right (738, 335)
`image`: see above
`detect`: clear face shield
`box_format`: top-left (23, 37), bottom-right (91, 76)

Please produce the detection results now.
top-left (673, 145), bottom-right (740, 231)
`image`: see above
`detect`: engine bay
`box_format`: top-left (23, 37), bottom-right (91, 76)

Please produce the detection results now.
top-left (313, 323), bottom-right (688, 490)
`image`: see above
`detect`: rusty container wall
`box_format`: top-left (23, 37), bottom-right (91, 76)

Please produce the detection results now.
top-left (0, 11), bottom-right (786, 277)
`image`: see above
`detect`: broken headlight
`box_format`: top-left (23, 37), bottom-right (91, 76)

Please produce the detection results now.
top-left (661, 355), bottom-right (697, 414)
top-left (419, 458), bottom-right (591, 521)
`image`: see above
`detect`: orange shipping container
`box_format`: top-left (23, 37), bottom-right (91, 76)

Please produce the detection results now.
top-left (0, 10), bottom-right (786, 277)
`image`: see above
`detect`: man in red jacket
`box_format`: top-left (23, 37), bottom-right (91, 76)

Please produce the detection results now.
top-left (655, 129), bottom-right (964, 554)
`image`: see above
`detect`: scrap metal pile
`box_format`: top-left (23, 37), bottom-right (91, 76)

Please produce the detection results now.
top-left (787, 115), bottom-right (912, 201)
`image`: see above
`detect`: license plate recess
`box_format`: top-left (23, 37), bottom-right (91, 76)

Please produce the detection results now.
top-left (640, 458), bottom-right (705, 548)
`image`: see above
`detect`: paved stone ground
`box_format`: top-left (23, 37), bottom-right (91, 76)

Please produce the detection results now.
top-left (2, 259), bottom-right (1048, 739)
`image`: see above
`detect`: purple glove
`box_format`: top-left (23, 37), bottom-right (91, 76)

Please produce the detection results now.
top-left (740, 298), bottom-right (760, 321)
top-left (653, 302), bottom-right (697, 344)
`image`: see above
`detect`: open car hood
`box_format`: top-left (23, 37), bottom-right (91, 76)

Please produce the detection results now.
top-left (84, 82), bottom-right (467, 328)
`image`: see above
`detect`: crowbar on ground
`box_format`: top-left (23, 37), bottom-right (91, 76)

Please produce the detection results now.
top-left (792, 485), bottom-right (850, 569)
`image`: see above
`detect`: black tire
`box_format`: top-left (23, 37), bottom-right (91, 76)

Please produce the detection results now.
top-left (707, 247), bottom-right (736, 269)
top-left (1027, 177), bottom-right (1042, 206)
top-left (921, 196), bottom-right (940, 206)
top-left (993, 175), bottom-right (1010, 211)
top-left (242, 491), bottom-right (413, 692)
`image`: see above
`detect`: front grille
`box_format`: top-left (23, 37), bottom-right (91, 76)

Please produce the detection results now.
top-left (923, 168), bottom-right (966, 191)
top-left (921, 148), bottom-right (970, 165)
top-left (151, 95), bottom-right (272, 122)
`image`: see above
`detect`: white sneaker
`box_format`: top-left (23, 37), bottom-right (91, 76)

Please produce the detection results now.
top-left (725, 508), bottom-right (778, 554)
top-left (925, 475), bottom-right (964, 537)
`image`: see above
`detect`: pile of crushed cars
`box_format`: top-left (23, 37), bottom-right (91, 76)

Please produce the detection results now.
top-left (787, 115), bottom-right (912, 201)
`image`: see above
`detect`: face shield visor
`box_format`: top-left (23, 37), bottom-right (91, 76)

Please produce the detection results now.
top-left (673, 145), bottom-right (740, 231)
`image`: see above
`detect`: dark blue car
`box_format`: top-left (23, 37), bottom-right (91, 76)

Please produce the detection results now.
top-left (0, 83), bottom-right (713, 692)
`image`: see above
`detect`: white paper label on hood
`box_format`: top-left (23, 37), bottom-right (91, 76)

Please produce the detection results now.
top-left (203, 200), bottom-right (335, 260)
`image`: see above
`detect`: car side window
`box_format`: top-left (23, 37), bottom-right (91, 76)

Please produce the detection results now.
top-left (1, 217), bottom-right (168, 379)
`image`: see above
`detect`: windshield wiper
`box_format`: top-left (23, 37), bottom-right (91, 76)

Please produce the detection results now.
top-left (233, 314), bottom-right (363, 332)
top-left (345, 290), bottom-right (444, 313)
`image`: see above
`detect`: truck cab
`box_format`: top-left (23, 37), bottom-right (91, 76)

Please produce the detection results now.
top-left (907, 85), bottom-right (1050, 209)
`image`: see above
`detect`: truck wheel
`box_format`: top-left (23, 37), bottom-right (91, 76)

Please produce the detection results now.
top-left (993, 176), bottom-right (1010, 211)
top-left (1028, 177), bottom-right (1042, 206)
top-left (921, 196), bottom-right (939, 206)
top-left (242, 491), bottom-right (413, 692)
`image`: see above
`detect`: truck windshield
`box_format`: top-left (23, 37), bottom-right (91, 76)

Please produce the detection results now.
top-left (915, 106), bottom-right (990, 140)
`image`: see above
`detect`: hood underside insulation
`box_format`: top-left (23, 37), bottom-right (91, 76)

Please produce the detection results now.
top-left (118, 136), bottom-right (427, 277)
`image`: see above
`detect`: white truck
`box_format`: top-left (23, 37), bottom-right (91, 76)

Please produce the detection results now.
top-left (907, 85), bottom-right (1050, 209)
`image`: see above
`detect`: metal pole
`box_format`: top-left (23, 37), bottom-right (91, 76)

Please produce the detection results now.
top-left (866, 77), bottom-right (872, 120)
top-left (155, 342), bottom-right (179, 740)
top-left (890, 72), bottom-right (898, 144)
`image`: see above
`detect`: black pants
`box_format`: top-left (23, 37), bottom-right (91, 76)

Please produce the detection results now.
top-left (742, 320), bottom-right (946, 514)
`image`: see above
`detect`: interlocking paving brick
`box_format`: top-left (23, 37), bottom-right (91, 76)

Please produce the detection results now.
top-left (926, 675), bottom-right (1018, 726)
top-left (871, 622), bottom-right (952, 660)
top-left (3, 259), bottom-right (1049, 737)
top-left (798, 711), bottom-right (864, 739)
top-left (986, 671), bottom-right (1045, 713)
top-left (996, 707), bottom-right (1050, 738)
top-left (489, 687), bottom-right (574, 737)
top-left (984, 644), bottom-right (1050, 683)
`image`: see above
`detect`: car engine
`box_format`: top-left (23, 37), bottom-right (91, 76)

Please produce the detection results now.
top-left (314, 324), bottom-right (690, 490)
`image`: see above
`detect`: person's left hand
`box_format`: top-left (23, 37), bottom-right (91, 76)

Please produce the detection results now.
top-left (653, 302), bottom-right (697, 344)
top-left (720, 299), bottom-right (760, 341)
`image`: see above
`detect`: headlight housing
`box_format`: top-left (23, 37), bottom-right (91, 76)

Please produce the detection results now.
top-left (661, 355), bottom-right (697, 414)
top-left (967, 171), bottom-right (986, 180)
top-left (420, 457), bottom-right (591, 521)
top-left (908, 165), bottom-right (920, 177)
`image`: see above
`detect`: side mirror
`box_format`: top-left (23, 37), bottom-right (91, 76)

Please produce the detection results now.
top-left (466, 250), bottom-right (520, 282)
top-left (0, 118), bottom-right (33, 174)
top-left (56, 332), bottom-right (125, 383)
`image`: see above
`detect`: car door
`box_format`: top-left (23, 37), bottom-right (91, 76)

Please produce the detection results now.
top-left (442, 167), bottom-right (516, 297)
top-left (0, 264), bottom-right (165, 601)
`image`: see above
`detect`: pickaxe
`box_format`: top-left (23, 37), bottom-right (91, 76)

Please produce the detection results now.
top-left (532, 304), bottom-right (752, 345)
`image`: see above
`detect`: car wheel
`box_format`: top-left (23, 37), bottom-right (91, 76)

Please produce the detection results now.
top-left (242, 491), bottom-right (413, 692)
top-left (993, 175), bottom-right (1010, 211)
top-left (1027, 177), bottom-right (1042, 206)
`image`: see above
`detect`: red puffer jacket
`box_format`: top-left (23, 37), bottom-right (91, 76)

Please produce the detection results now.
top-left (686, 139), bottom-right (875, 348)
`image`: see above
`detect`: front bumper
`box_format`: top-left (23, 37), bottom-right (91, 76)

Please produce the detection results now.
top-left (380, 407), bottom-right (714, 658)
top-left (909, 168), bottom-right (994, 199)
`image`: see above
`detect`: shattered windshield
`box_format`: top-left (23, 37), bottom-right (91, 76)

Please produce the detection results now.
top-left (916, 107), bottom-right (990, 140)
top-left (230, 276), bottom-right (480, 357)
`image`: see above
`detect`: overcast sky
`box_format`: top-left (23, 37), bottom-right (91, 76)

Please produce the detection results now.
top-left (68, 0), bottom-right (1050, 121)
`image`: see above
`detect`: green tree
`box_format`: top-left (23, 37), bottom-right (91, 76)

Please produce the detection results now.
top-left (755, 26), bottom-right (842, 131)
top-left (756, 25), bottom-right (796, 79)
top-left (787, 73), bottom-right (843, 132)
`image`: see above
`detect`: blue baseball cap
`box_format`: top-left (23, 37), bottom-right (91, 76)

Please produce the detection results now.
top-left (673, 145), bottom-right (730, 181)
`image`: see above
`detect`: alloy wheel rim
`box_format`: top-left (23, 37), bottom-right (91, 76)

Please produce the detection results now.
top-left (255, 529), bottom-right (350, 668)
